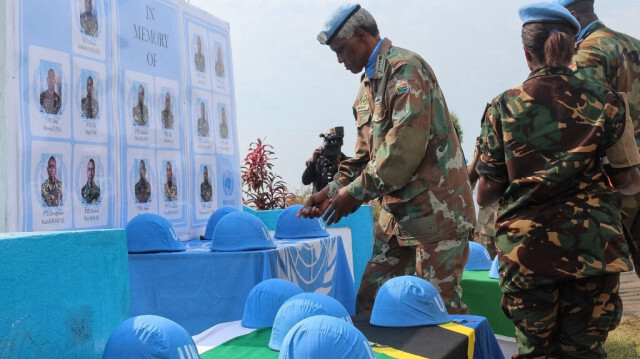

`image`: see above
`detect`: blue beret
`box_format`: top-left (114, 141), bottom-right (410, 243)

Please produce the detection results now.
top-left (317, 4), bottom-right (361, 45)
top-left (519, 2), bottom-right (581, 35)
top-left (553, 0), bottom-right (594, 8)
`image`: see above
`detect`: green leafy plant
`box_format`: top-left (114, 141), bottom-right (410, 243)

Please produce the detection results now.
top-left (241, 138), bottom-right (294, 210)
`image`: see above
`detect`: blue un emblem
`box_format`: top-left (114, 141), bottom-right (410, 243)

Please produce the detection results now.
top-left (223, 170), bottom-right (234, 196)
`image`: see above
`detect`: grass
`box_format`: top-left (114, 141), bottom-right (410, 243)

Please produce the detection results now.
top-left (604, 316), bottom-right (640, 358)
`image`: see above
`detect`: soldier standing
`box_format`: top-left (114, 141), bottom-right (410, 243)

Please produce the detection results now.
top-left (41, 156), bottom-right (63, 207)
top-left (81, 158), bottom-right (100, 204)
top-left (467, 139), bottom-right (497, 259)
top-left (200, 166), bottom-right (212, 202)
top-left (555, 0), bottom-right (640, 252)
top-left (80, 0), bottom-right (98, 37)
top-left (300, 4), bottom-right (475, 315)
top-left (476, 3), bottom-right (640, 358)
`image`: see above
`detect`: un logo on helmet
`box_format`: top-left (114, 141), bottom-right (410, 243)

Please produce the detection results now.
top-left (223, 169), bottom-right (234, 196)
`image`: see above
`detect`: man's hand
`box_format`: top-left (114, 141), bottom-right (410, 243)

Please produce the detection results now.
top-left (297, 191), bottom-right (331, 219)
top-left (323, 187), bottom-right (361, 225)
top-left (309, 147), bottom-right (323, 164)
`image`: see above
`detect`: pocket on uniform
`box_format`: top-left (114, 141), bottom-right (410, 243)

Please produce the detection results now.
top-left (396, 214), bottom-right (438, 242)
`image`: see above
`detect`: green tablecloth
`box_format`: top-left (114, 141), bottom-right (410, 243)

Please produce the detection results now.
top-left (461, 270), bottom-right (515, 337)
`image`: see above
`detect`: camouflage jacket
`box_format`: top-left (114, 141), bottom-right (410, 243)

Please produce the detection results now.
top-left (477, 65), bottom-right (634, 292)
top-left (572, 21), bottom-right (640, 152)
top-left (81, 183), bottom-right (101, 204)
top-left (135, 178), bottom-right (151, 203)
top-left (81, 96), bottom-right (99, 119)
top-left (326, 38), bottom-right (475, 245)
top-left (200, 180), bottom-right (212, 202)
top-left (41, 179), bottom-right (63, 207)
top-left (133, 104), bottom-right (148, 126)
top-left (40, 90), bottom-right (61, 115)
top-left (164, 182), bottom-right (177, 202)
top-left (195, 53), bottom-right (206, 73)
top-left (161, 110), bottom-right (174, 129)
top-left (198, 116), bottom-right (209, 137)
top-left (80, 12), bottom-right (98, 37)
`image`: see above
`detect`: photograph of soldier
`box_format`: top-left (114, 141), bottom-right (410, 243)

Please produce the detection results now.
top-left (164, 161), bottom-right (177, 202)
top-left (132, 84), bottom-right (148, 127)
top-left (80, 0), bottom-right (98, 37)
top-left (200, 165), bottom-right (212, 202)
top-left (215, 46), bottom-right (225, 78)
top-left (219, 106), bottom-right (229, 139)
top-left (81, 158), bottom-right (100, 204)
top-left (194, 36), bottom-right (206, 73)
top-left (161, 92), bottom-right (174, 130)
top-left (39, 68), bottom-right (62, 115)
top-left (134, 159), bottom-right (151, 203)
top-left (81, 75), bottom-right (99, 119)
top-left (197, 101), bottom-right (209, 137)
top-left (41, 156), bottom-right (63, 207)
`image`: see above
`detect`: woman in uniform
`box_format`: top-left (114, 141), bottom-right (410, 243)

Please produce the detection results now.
top-left (475, 2), bottom-right (640, 358)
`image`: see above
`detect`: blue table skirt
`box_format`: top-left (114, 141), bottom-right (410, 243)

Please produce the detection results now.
top-left (129, 235), bottom-right (356, 335)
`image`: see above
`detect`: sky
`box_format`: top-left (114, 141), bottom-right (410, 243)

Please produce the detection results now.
top-left (188, 0), bottom-right (640, 194)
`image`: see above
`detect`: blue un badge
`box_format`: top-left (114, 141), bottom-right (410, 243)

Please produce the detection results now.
top-left (223, 170), bottom-right (234, 196)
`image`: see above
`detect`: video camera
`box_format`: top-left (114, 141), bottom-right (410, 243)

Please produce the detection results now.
top-left (319, 126), bottom-right (344, 158)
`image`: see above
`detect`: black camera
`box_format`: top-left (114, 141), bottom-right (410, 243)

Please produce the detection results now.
top-left (319, 126), bottom-right (344, 158)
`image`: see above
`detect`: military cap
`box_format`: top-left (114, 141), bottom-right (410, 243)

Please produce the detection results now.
top-left (519, 2), bottom-right (581, 35)
top-left (317, 3), bottom-right (361, 45)
top-left (553, 0), bottom-right (594, 8)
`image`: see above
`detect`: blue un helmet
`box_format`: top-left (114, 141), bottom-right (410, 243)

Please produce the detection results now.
top-left (519, 2), bottom-right (581, 35)
top-left (489, 255), bottom-right (500, 279)
top-left (279, 315), bottom-right (375, 359)
top-left (202, 206), bottom-right (239, 240)
top-left (269, 293), bottom-right (352, 351)
top-left (103, 315), bottom-right (198, 359)
top-left (125, 213), bottom-right (185, 253)
top-left (317, 3), bottom-right (361, 45)
top-left (464, 242), bottom-right (493, 271)
top-left (370, 276), bottom-right (451, 327)
top-left (210, 211), bottom-right (277, 251)
top-left (274, 204), bottom-right (330, 239)
top-left (242, 278), bottom-right (304, 329)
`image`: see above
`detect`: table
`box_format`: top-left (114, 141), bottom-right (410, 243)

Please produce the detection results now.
top-left (460, 270), bottom-right (515, 337)
top-left (194, 315), bottom-right (504, 359)
top-left (128, 235), bottom-right (356, 335)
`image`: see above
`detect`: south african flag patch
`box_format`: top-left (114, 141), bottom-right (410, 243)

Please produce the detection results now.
top-left (396, 80), bottom-right (409, 94)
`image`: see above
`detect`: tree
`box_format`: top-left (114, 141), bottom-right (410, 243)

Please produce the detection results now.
top-left (241, 138), bottom-right (294, 210)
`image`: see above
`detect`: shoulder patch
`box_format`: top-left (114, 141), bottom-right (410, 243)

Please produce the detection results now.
top-left (569, 61), bottom-right (578, 72)
top-left (396, 80), bottom-right (409, 94)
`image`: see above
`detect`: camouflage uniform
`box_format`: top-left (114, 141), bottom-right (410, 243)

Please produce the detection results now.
top-left (200, 180), bottom-right (212, 202)
top-left (81, 95), bottom-right (99, 119)
top-left (325, 38), bottom-right (476, 315)
top-left (571, 21), bottom-right (640, 245)
top-left (194, 53), bottom-right (206, 73)
top-left (41, 179), bottom-right (63, 207)
top-left (198, 116), bottom-right (209, 137)
top-left (164, 182), bottom-right (177, 202)
top-left (219, 121), bottom-right (229, 139)
top-left (132, 103), bottom-right (148, 126)
top-left (135, 178), bottom-right (151, 203)
top-left (40, 90), bottom-right (61, 115)
top-left (470, 142), bottom-right (498, 259)
top-left (477, 65), bottom-right (640, 358)
top-left (80, 12), bottom-right (98, 37)
top-left (81, 182), bottom-right (100, 204)
top-left (161, 109), bottom-right (174, 130)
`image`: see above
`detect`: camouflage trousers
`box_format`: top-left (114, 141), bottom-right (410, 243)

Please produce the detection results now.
top-left (501, 273), bottom-right (622, 359)
top-left (356, 223), bottom-right (470, 316)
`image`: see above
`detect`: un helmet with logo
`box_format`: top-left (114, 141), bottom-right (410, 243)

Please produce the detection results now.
top-left (465, 242), bottom-right (492, 270)
top-left (274, 204), bottom-right (330, 239)
top-left (242, 278), bottom-right (303, 328)
top-left (370, 276), bottom-right (451, 327)
top-left (125, 213), bottom-right (185, 253)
